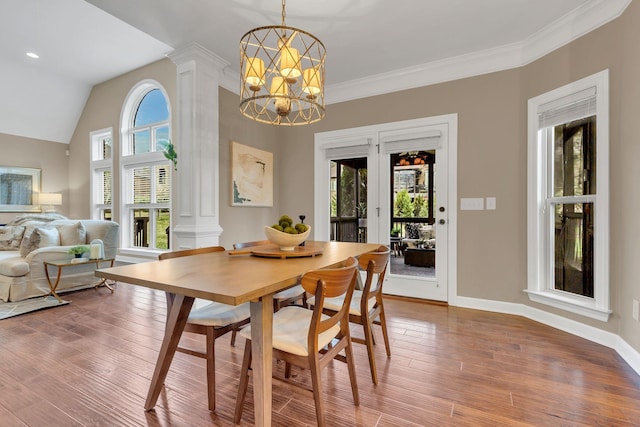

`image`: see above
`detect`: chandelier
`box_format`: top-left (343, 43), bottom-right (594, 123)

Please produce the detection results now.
top-left (239, 0), bottom-right (326, 125)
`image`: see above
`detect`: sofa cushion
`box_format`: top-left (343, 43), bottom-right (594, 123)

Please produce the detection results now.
top-left (419, 225), bottom-right (435, 240)
top-left (57, 222), bottom-right (86, 246)
top-left (0, 226), bottom-right (25, 250)
top-left (0, 253), bottom-right (29, 277)
top-left (19, 225), bottom-right (60, 257)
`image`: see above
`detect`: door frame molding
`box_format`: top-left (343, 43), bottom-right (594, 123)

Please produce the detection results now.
top-left (314, 114), bottom-right (458, 303)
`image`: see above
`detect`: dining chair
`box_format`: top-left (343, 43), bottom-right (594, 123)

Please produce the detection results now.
top-left (234, 257), bottom-right (360, 427)
top-left (158, 246), bottom-right (251, 411)
top-left (233, 239), bottom-right (308, 311)
top-left (308, 245), bottom-right (391, 385)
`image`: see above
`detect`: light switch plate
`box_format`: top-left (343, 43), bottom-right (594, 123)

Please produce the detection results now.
top-left (486, 197), bottom-right (496, 210)
top-left (460, 198), bottom-right (484, 210)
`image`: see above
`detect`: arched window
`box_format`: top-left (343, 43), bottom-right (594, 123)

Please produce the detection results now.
top-left (120, 81), bottom-right (172, 251)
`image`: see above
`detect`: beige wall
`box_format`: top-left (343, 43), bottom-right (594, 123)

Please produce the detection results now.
top-left (0, 133), bottom-right (68, 224)
top-left (218, 88), bottom-right (281, 249)
top-left (279, 69), bottom-right (526, 306)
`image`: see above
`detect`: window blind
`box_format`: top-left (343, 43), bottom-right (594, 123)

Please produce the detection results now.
top-left (101, 170), bottom-right (112, 204)
top-left (538, 87), bottom-right (597, 129)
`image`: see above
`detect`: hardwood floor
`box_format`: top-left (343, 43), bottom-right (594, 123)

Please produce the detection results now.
top-left (1, 283), bottom-right (639, 426)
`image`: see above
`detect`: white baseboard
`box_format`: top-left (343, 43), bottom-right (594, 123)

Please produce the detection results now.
top-left (453, 296), bottom-right (640, 376)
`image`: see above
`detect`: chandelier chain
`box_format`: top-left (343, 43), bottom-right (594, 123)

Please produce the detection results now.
top-left (281, 0), bottom-right (286, 27)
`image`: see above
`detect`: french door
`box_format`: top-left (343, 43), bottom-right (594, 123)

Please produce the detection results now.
top-left (314, 115), bottom-right (457, 302)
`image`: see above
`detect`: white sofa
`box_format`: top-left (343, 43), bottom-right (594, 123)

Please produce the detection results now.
top-left (401, 223), bottom-right (436, 250)
top-left (0, 215), bottom-right (119, 302)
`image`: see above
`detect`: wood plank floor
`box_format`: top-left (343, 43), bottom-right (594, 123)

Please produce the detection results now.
top-left (1, 283), bottom-right (639, 426)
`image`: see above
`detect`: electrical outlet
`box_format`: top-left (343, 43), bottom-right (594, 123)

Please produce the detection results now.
top-left (633, 299), bottom-right (639, 321)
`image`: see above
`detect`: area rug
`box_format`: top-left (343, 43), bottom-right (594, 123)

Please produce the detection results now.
top-left (0, 295), bottom-right (69, 320)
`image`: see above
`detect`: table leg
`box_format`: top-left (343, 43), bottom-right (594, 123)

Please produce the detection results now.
top-left (95, 259), bottom-right (115, 292)
top-left (44, 264), bottom-right (63, 303)
top-left (145, 293), bottom-right (194, 411)
top-left (250, 294), bottom-right (273, 427)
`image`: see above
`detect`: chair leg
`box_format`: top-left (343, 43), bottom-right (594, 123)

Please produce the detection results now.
top-left (370, 323), bottom-right (377, 345)
top-left (205, 328), bottom-right (216, 411)
top-left (378, 304), bottom-right (392, 357)
top-left (230, 329), bottom-right (238, 347)
top-left (362, 316), bottom-right (379, 385)
top-left (284, 362), bottom-right (292, 378)
top-left (234, 340), bottom-right (253, 424)
top-left (308, 354), bottom-right (326, 427)
top-left (344, 335), bottom-right (360, 406)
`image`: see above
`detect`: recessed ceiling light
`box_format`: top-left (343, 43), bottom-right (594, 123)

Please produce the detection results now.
top-left (26, 52), bottom-right (39, 59)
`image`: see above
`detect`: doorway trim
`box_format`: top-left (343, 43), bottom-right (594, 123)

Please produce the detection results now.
top-left (314, 114), bottom-right (458, 304)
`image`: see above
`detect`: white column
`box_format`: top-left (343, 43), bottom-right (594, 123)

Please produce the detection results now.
top-left (168, 43), bottom-right (228, 249)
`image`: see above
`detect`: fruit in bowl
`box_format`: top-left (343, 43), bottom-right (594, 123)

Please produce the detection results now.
top-left (265, 215), bottom-right (310, 251)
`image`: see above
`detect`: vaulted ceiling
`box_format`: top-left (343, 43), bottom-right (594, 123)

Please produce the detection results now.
top-left (0, 0), bottom-right (630, 143)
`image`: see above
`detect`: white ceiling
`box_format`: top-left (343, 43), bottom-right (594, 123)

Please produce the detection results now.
top-left (0, 0), bottom-right (630, 144)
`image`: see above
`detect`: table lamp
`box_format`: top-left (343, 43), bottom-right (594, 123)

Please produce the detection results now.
top-left (39, 192), bottom-right (62, 213)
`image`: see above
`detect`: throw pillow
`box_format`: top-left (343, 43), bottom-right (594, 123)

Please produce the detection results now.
top-left (405, 223), bottom-right (420, 240)
top-left (57, 222), bottom-right (86, 246)
top-left (19, 223), bottom-right (46, 258)
top-left (19, 226), bottom-right (60, 257)
top-left (0, 225), bottom-right (25, 250)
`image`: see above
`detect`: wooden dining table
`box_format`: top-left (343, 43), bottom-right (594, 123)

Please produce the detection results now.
top-left (95, 240), bottom-right (379, 427)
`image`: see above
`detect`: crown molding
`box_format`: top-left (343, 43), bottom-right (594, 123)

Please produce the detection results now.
top-left (220, 0), bottom-right (630, 105)
top-left (325, 0), bottom-right (630, 105)
top-left (520, 0), bottom-right (631, 65)
top-left (167, 42), bottom-right (229, 70)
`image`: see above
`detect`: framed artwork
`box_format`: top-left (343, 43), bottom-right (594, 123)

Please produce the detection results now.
top-left (0, 166), bottom-right (41, 212)
top-left (231, 141), bottom-right (273, 207)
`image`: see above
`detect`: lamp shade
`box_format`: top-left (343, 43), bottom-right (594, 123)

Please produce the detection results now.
top-left (302, 67), bottom-right (322, 97)
top-left (279, 46), bottom-right (301, 79)
top-left (39, 193), bottom-right (62, 206)
top-left (244, 57), bottom-right (265, 90)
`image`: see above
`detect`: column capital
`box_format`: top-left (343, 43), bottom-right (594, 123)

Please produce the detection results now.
top-left (167, 42), bottom-right (229, 70)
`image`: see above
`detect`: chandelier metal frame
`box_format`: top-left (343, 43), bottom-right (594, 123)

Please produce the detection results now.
top-left (239, 0), bottom-right (326, 125)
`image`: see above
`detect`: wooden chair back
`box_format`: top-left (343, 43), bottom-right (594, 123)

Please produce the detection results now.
top-left (358, 245), bottom-right (390, 298)
top-left (159, 246), bottom-right (225, 260)
top-left (232, 240), bottom-right (269, 250)
top-left (302, 257), bottom-right (358, 346)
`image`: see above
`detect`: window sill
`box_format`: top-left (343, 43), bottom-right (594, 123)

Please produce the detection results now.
top-left (524, 290), bottom-right (611, 322)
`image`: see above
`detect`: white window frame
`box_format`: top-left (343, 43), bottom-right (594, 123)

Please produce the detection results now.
top-left (90, 128), bottom-right (113, 221)
top-left (120, 80), bottom-right (172, 253)
top-left (526, 69), bottom-right (610, 322)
